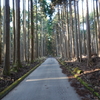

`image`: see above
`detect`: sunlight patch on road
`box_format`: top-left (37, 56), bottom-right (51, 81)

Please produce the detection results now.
top-left (26, 77), bottom-right (68, 82)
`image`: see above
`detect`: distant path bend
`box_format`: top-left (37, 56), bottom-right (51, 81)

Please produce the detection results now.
top-left (2, 58), bottom-right (81, 100)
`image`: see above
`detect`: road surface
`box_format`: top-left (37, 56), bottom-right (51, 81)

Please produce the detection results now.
top-left (2, 58), bottom-right (81, 100)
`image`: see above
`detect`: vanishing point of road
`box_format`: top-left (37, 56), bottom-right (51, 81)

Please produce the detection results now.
top-left (2, 58), bottom-right (81, 100)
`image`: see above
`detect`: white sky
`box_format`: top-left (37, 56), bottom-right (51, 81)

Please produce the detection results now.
top-left (78, 0), bottom-right (95, 16)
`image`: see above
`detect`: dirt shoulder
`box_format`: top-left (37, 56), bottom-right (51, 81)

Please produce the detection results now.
top-left (59, 57), bottom-right (100, 100)
top-left (0, 60), bottom-right (43, 93)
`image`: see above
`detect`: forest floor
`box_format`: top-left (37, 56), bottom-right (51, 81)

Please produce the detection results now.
top-left (60, 56), bottom-right (100, 100)
top-left (0, 60), bottom-right (43, 93)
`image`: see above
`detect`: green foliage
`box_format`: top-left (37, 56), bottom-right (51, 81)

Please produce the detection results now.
top-left (10, 67), bottom-right (18, 73)
top-left (73, 67), bottom-right (83, 74)
top-left (39, 0), bottom-right (54, 20)
top-left (73, 67), bottom-right (79, 73)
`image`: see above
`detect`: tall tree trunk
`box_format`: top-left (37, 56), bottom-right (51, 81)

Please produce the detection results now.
top-left (69, 1), bottom-right (75, 59)
top-left (63, 3), bottom-right (67, 58)
top-left (61, 5), bottom-right (64, 58)
top-left (86, 0), bottom-right (91, 66)
top-left (23, 0), bottom-right (27, 61)
top-left (82, 0), bottom-right (86, 55)
top-left (96, 0), bottom-right (100, 56)
top-left (15, 0), bottom-right (21, 68)
top-left (28, 0), bottom-right (30, 62)
top-left (13, 0), bottom-right (16, 63)
top-left (55, 25), bottom-right (59, 56)
top-left (93, 0), bottom-right (98, 54)
top-left (58, 5), bottom-right (63, 58)
top-left (43, 32), bottom-right (46, 56)
top-left (41, 19), bottom-right (44, 57)
top-left (99, 0), bottom-right (100, 14)
top-left (77, 1), bottom-right (82, 62)
top-left (3, 0), bottom-right (10, 75)
top-left (0, 0), bottom-right (2, 64)
top-left (30, 0), bottom-right (34, 62)
top-left (57, 7), bottom-right (61, 57)
top-left (98, 0), bottom-right (100, 50)
top-left (62, 4), bottom-right (67, 58)
top-left (65, 2), bottom-right (70, 59)
top-left (74, 0), bottom-right (79, 61)
top-left (71, 3), bottom-right (75, 58)
top-left (35, 0), bottom-right (38, 58)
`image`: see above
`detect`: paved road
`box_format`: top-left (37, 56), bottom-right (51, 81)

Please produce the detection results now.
top-left (2, 58), bottom-right (81, 100)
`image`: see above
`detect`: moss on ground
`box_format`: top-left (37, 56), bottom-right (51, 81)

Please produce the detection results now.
top-left (58, 60), bottom-right (100, 100)
top-left (0, 62), bottom-right (43, 99)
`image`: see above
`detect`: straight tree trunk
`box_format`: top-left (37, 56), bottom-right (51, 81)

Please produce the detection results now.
top-left (0, 0), bottom-right (2, 64)
top-left (69, 1), bottom-right (75, 59)
top-left (62, 4), bottom-right (67, 58)
top-left (71, 3), bottom-right (75, 58)
top-left (74, 0), bottom-right (79, 61)
top-left (3, 0), bottom-right (10, 75)
top-left (61, 6), bottom-right (65, 58)
top-left (65, 2), bottom-right (70, 59)
top-left (77, 1), bottom-right (82, 62)
top-left (23, 0), bottom-right (27, 61)
top-left (13, 0), bottom-right (16, 63)
top-left (35, 0), bottom-right (38, 58)
top-left (93, 0), bottom-right (98, 54)
top-left (86, 0), bottom-right (91, 66)
top-left (58, 5), bottom-right (63, 58)
top-left (57, 7), bottom-right (61, 57)
top-left (63, 3), bottom-right (67, 58)
top-left (15, 0), bottom-right (21, 68)
top-left (30, 0), bottom-right (34, 62)
top-left (96, 0), bottom-right (100, 56)
top-left (98, 0), bottom-right (100, 50)
top-left (55, 25), bottom-right (59, 56)
top-left (82, 0), bottom-right (86, 55)
top-left (41, 19), bottom-right (44, 57)
top-left (99, 0), bottom-right (100, 13)
top-left (28, 0), bottom-right (30, 62)
top-left (43, 32), bottom-right (46, 56)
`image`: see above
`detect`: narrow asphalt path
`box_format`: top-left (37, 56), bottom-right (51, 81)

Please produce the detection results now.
top-left (2, 58), bottom-right (81, 100)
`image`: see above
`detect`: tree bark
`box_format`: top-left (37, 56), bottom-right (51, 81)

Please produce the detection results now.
top-left (86, 0), bottom-right (91, 66)
top-left (74, 0), bottom-right (79, 61)
top-left (35, 0), bottom-right (38, 58)
top-left (3, 0), bottom-right (10, 75)
top-left (23, 0), bottom-right (27, 61)
top-left (0, 0), bottom-right (2, 64)
top-left (69, 1), bottom-right (75, 59)
top-left (28, 0), bottom-right (30, 62)
top-left (30, 0), bottom-right (34, 62)
top-left (96, 0), bottom-right (100, 56)
top-left (13, 0), bottom-right (16, 63)
top-left (15, 0), bottom-right (21, 68)
top-left (77, 1), bottom-right (82, 62)
top-left (93, 0), bottom-right (98, 54)
top-left (65, 2), bottom-right (70, 59)
top-left (82, 0), bottom-right (86, 55)
top-left (41, 19), bottom-right (44, 57)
